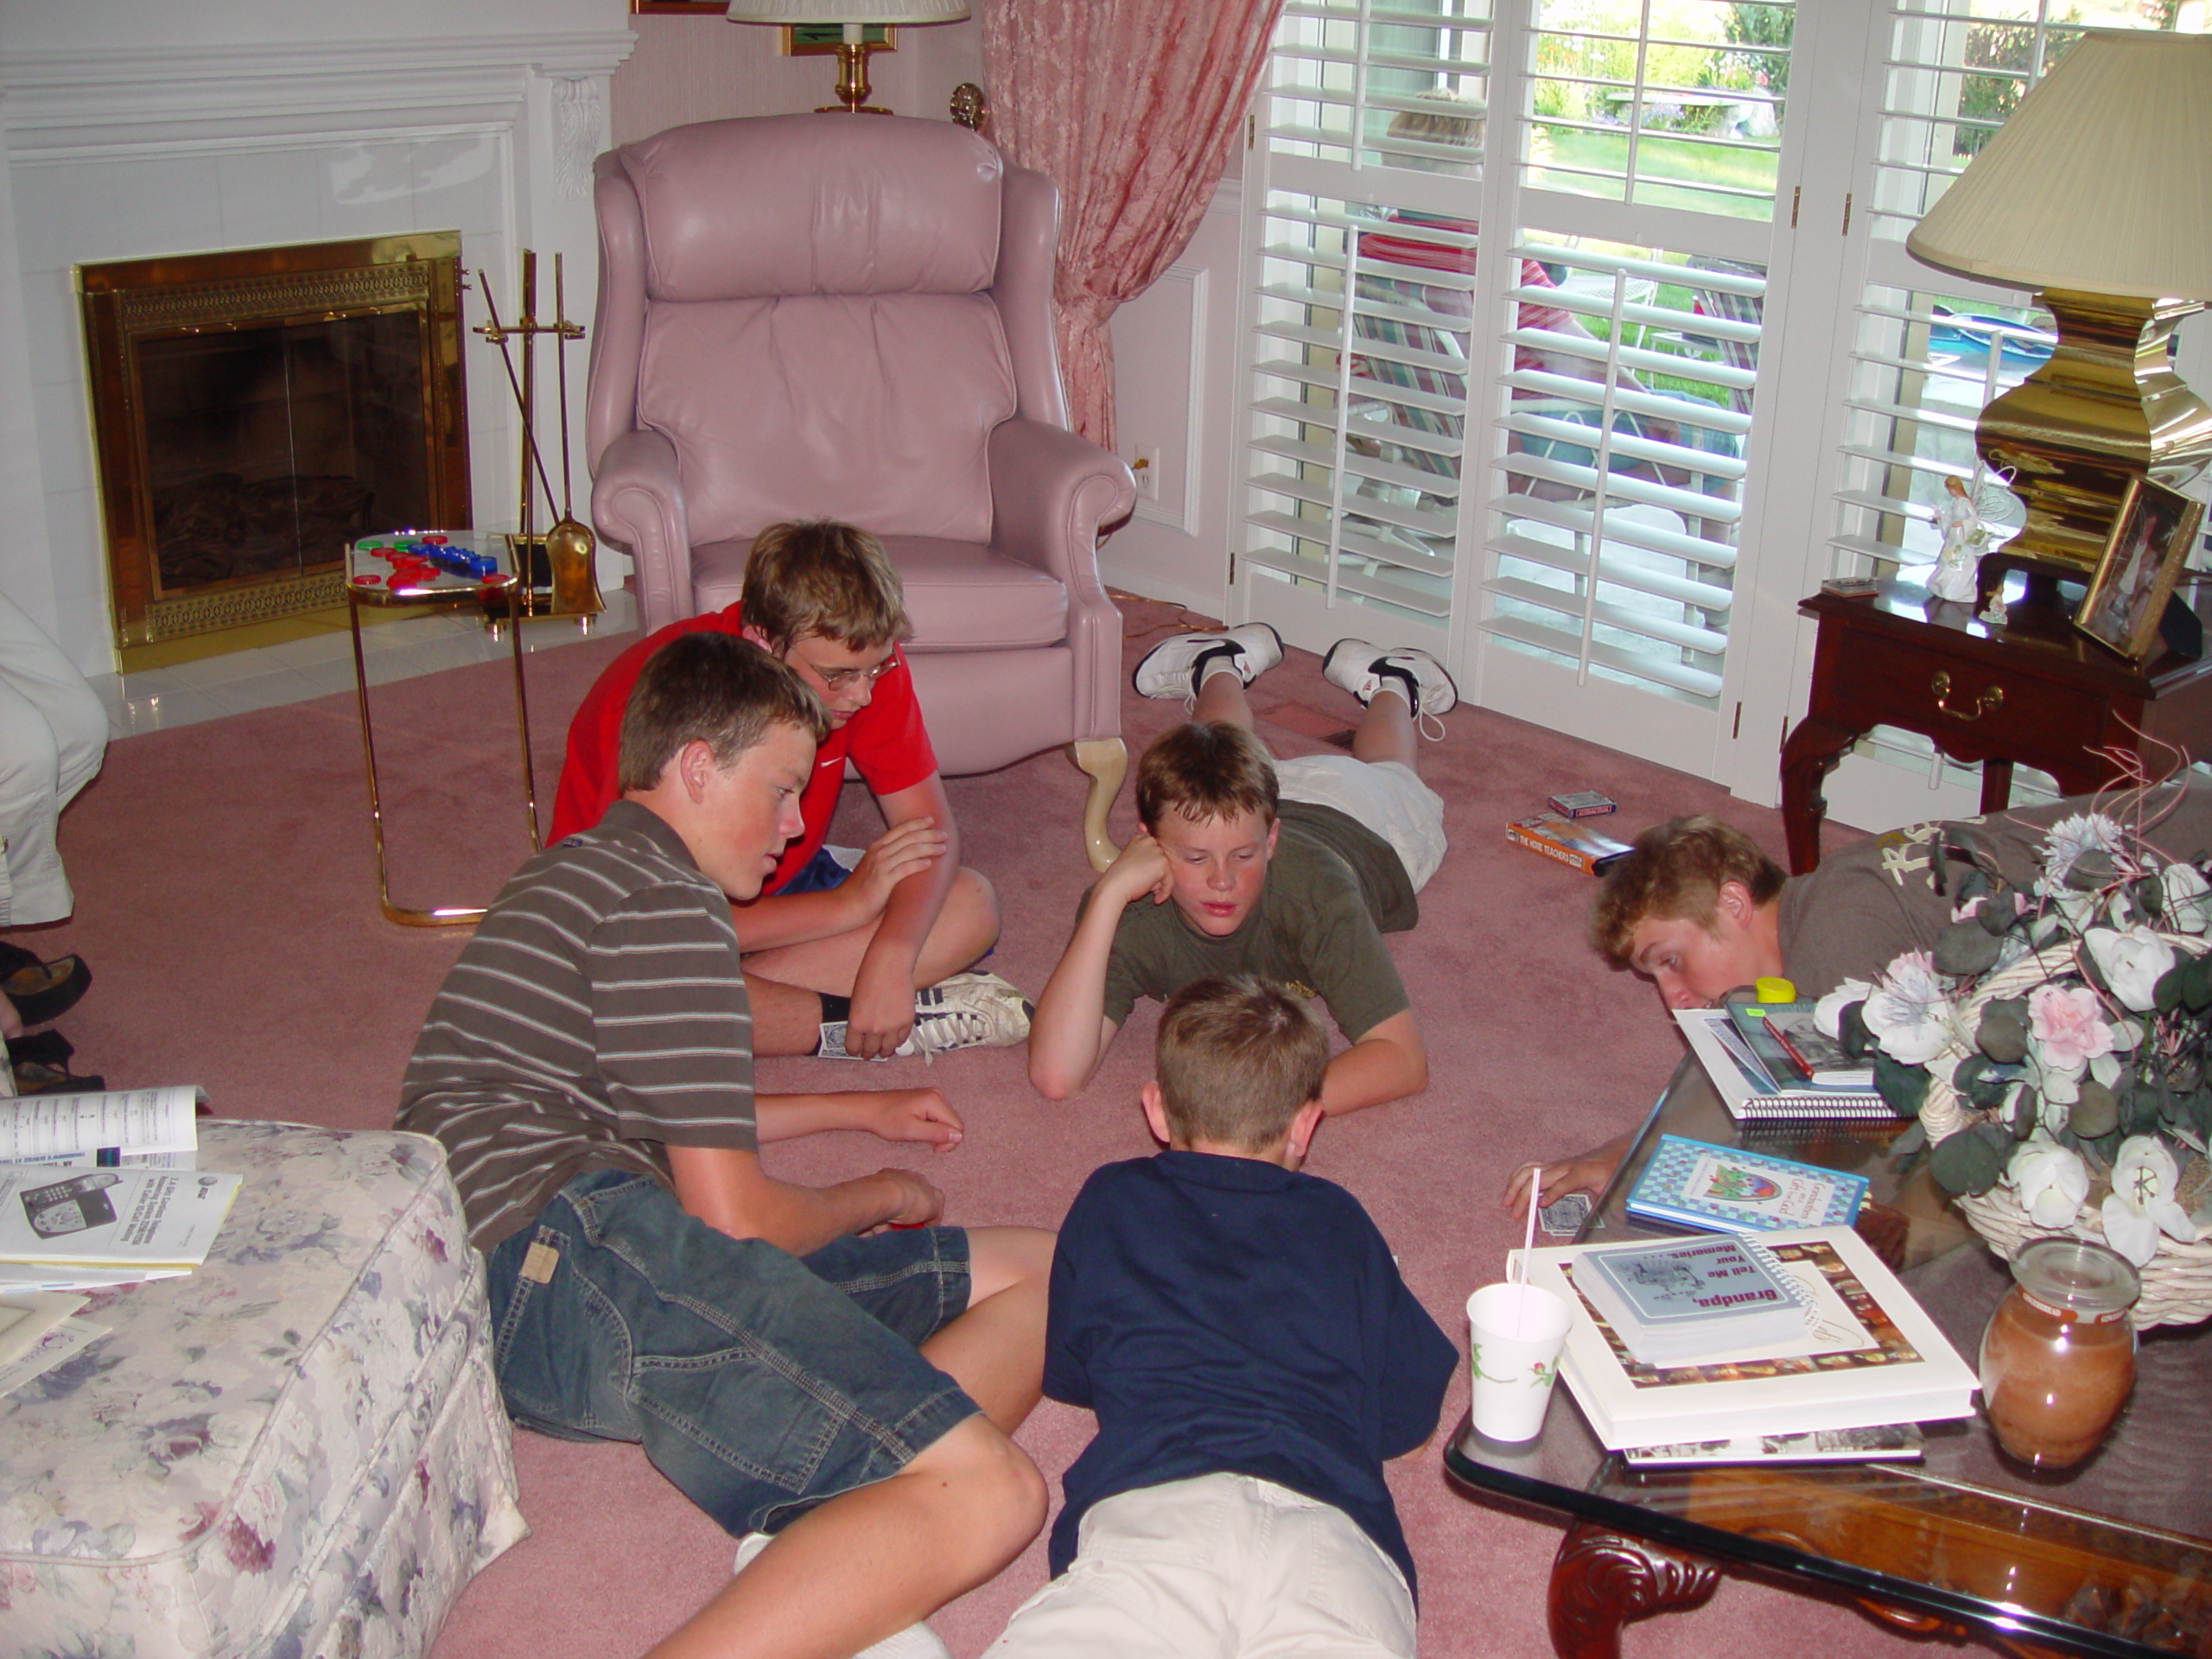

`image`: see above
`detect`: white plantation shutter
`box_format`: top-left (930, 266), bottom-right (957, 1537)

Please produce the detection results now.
top-left (1232, 0), bottom-right (2206, 804)
top-left (1523, 1), bottom-right (1790, 215)
top-left (1482, 236), bottom-right (1761, 706)
top-left (1243, 191), bottom-right (1471, 637)
top-left (1240, 0), bottom-right (1495, 649)
top-left (1266, 0), bottom-right (1496, 168)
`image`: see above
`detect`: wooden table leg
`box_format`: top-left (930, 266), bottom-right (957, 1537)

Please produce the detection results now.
top-left (1549, 1522), bottom-right (1720, 1659)
top-left (1780, 716), bottom-right (1861, 874)
top-left (1977, 758), bottom-right (2014, 816)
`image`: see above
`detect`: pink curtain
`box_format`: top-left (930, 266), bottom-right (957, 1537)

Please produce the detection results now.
top-left (982, 0), bottom-right (1285, 455)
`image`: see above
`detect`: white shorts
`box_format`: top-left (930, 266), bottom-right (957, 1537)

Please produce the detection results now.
top-left (1275, 754), bottom-right (1447, 893)
top-left (986, 1472), bottom-right (1415, 1659)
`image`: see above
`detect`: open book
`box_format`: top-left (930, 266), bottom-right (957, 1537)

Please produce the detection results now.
top-left (0, 1086), bottom-right (202, 1169)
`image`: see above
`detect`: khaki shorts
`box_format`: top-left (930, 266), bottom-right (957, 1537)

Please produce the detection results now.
top-left (1274, 754), bottom-right (1448, 893)
top-left (987, 1473), bottom-right (1414, 1659)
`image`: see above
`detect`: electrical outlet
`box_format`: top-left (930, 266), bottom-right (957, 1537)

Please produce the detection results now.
top-left (1132, 445), bottom-right (1160, 501)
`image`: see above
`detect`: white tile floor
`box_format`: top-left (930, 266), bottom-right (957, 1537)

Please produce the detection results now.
top-left (86, 590), bottom-right (639, 739)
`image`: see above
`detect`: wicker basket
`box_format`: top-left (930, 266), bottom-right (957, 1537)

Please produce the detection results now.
top-left (1919, 941), bottom-right (2212, 1330)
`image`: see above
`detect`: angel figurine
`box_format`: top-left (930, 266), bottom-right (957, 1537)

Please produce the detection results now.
top-left (1929, 474), bottom-right (1986, 603)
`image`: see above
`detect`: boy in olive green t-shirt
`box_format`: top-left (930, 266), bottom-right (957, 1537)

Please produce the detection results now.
top-left (1029, 626), bottom-right (1455, 1116)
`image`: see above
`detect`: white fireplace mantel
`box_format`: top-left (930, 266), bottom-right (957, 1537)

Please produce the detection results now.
top-left (0, 0), bottom-right (636, 671)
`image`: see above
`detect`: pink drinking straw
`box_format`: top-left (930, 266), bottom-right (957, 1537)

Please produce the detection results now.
top-left (1516, 1168), bottom-right (1541, 1335)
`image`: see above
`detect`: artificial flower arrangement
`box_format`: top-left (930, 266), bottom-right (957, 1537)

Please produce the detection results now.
top-left (1812, 803), bottom-right (2212, 1327)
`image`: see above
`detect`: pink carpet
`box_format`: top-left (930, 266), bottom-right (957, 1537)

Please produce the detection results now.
top-left (28, 596), bottom-right (1917, 1658)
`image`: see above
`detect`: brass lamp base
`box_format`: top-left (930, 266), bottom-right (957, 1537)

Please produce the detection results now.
top-left (817, 42), bottom-right (893, 114)
top-left (1976, 289), bottom-right (2212, 577)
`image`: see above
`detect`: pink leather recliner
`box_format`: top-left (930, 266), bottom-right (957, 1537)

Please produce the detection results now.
top-left (588, 114), bottom-right (1135, 868)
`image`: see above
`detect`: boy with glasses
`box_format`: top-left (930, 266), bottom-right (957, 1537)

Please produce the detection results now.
top-left (551, 520), bottom-right (1028, 1061)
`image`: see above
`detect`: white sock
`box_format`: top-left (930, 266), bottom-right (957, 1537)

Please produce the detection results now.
top-left (1196, 654), bottom-right (1245, 690)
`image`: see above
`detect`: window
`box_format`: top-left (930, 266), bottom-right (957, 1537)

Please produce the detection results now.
top-left (1236, 0), bottom-right (2210, 803)
top-left (1486, 235), bottom-right (1759, 706)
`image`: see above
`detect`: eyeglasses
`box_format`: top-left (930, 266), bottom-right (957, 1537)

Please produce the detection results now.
top-left (792, 652), bottom-right (895, 693)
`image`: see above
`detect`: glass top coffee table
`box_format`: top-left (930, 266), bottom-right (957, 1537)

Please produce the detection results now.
top-left (1444, 1059), bottom-right (2212, 1658)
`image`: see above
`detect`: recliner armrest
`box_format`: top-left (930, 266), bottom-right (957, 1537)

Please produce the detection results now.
top-left (987, 416), bottom-right (1135, 745)
top-left (987, 417), bottom-right (1136, 588)
top-left (591, 428), bottom-right (695, 631)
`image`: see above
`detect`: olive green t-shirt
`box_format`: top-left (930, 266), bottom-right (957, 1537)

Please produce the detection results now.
top-left (1093, 802), bottom-right (1418, 1042)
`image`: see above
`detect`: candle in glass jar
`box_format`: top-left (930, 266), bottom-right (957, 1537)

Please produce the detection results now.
top-left (1978, 1237), bottom-right (2139, 1471)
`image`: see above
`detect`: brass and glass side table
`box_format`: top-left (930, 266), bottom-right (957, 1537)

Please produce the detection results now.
top-left (346, 531), bottom-right (540, 926)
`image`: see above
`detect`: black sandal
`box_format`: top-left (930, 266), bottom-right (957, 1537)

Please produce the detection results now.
top-left (6, 1030), bottom-right (73, 1070)
top-left (2, 951), bottom-right (91, 1027)
top-left (13, 1058), bottom-right (104, 1095)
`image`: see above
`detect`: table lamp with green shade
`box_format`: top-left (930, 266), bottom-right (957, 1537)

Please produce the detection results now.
top-left (722, 0), bottom-right (971, 115)
top-left (1904, 29), bottom-right (2212, 593)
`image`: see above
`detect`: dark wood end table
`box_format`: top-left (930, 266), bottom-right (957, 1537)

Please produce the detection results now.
top-left (1780, 578), bottom-right (2212, 874)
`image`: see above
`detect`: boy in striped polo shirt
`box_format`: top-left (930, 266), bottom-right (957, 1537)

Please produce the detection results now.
top-left (400, 632), bottom-right (1050, 1659)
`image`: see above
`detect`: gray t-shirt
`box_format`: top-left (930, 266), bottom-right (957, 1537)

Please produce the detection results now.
top-left (398, 800), bottom-right (759, 1252)
top-left (1777, 783), bottom-right (2212, 998)
top-left (1094, 802), bottom-right (1417, 1042)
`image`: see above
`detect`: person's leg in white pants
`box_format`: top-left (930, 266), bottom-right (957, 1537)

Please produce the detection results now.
top-left (986, 1473), bottom-right (1416, 1659)
top-left (0, 594), bottom-right (108, 927)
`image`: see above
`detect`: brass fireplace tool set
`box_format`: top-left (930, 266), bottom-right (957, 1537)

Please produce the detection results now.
top-left (473, 251), bottom-right (602, 628)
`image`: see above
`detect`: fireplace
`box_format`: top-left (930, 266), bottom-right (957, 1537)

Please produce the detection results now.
top-left (78, 233), bottom-right (471, 645)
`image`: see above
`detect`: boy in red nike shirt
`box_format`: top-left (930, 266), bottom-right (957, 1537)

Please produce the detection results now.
top-left (552, 521), bottom-right (1029, 1061)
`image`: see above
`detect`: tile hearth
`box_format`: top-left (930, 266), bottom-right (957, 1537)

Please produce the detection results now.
top-left (87, 589), bottom-right (636, 740)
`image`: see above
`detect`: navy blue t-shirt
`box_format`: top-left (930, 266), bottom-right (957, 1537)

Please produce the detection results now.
top-left (1044, 1151), bottom-right (1457, 1596)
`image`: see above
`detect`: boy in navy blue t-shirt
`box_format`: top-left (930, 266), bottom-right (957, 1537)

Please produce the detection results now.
top-left (989, 975), bottom-right (1455, 1658)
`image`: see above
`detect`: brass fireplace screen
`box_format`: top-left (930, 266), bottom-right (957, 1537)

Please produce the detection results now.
top-left (78, 233), bottom-right (471, 645)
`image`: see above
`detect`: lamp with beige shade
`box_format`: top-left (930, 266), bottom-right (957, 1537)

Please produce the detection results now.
top-left (1904, 29), bottom-right (2212, 605)
top-left (722, 0), bottom-right (970, 114)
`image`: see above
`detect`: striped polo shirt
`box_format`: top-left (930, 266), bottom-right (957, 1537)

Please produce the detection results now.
top-left (398, 799), bottom-right (758, 1252)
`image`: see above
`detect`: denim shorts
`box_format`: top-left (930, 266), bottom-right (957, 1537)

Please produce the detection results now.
top-left (484, 1169), bottom-right (979, 1536)
top-left (772, 842), bottom-right (860, 896)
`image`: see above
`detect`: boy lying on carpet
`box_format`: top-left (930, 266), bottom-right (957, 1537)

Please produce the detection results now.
top-left (991, 975), bottom-right (1454, 1659)
top-left (1029, 625), bottom-right (1454, 1114)
top-left (402, 632), bottom-right (1052, 1659)
top-left (550, 519), bottom-right (1030, 1062)
top-left (1501, 781), bottom-right (2212, 1215)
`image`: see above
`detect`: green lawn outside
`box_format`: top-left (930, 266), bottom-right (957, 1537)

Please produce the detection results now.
top-left (1527, 127), bottom-right (1780, 221)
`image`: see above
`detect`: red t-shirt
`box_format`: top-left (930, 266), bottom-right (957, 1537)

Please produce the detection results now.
top-left (547, 603), bottom-right (938, 892)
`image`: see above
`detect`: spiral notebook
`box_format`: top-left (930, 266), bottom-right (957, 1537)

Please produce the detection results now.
top-left (1675, 1009), bottom-right (1895, 1123)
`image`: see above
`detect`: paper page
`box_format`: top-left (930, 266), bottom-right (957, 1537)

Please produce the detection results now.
top-left (0, 1086), bottom-right (203, 1166)
top-left (0, 1166), bottom-right (240, 1268)
top-left (0, 1291), bottom-right (87, 1369)
top-left (0, 1262), bottom-right (185, 1291)
top-left (0, 1316), bottom-right (111, 1396)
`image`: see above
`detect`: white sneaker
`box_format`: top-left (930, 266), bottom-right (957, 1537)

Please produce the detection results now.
top-left (818, 972), bottom-right (1034, 1060)
top-left (731, 1533), bottom-right (953, 1659)
top-left (1132, 623), bottom-right (1282, 701)
top-left (1323, 638), bottom-right (1458, 720)
top-left (905, 970), bottom-right (1033, 1056)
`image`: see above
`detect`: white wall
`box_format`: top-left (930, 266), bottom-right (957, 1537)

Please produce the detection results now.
top-left (1099, 179), bottom-right (1242, 621)
top-left (0, 0), bottom-right (633, 671)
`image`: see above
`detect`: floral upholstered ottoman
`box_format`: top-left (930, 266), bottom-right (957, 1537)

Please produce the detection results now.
top-left (0, 1122), bottom-right (527, 1657)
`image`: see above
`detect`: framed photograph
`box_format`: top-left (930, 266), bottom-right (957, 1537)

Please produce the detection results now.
top-left (2074, 476), bottom-right (2205, 662)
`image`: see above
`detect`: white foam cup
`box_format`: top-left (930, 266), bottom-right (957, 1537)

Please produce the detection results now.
top-left (1466, 1282), bottom-right (1573, 1443)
